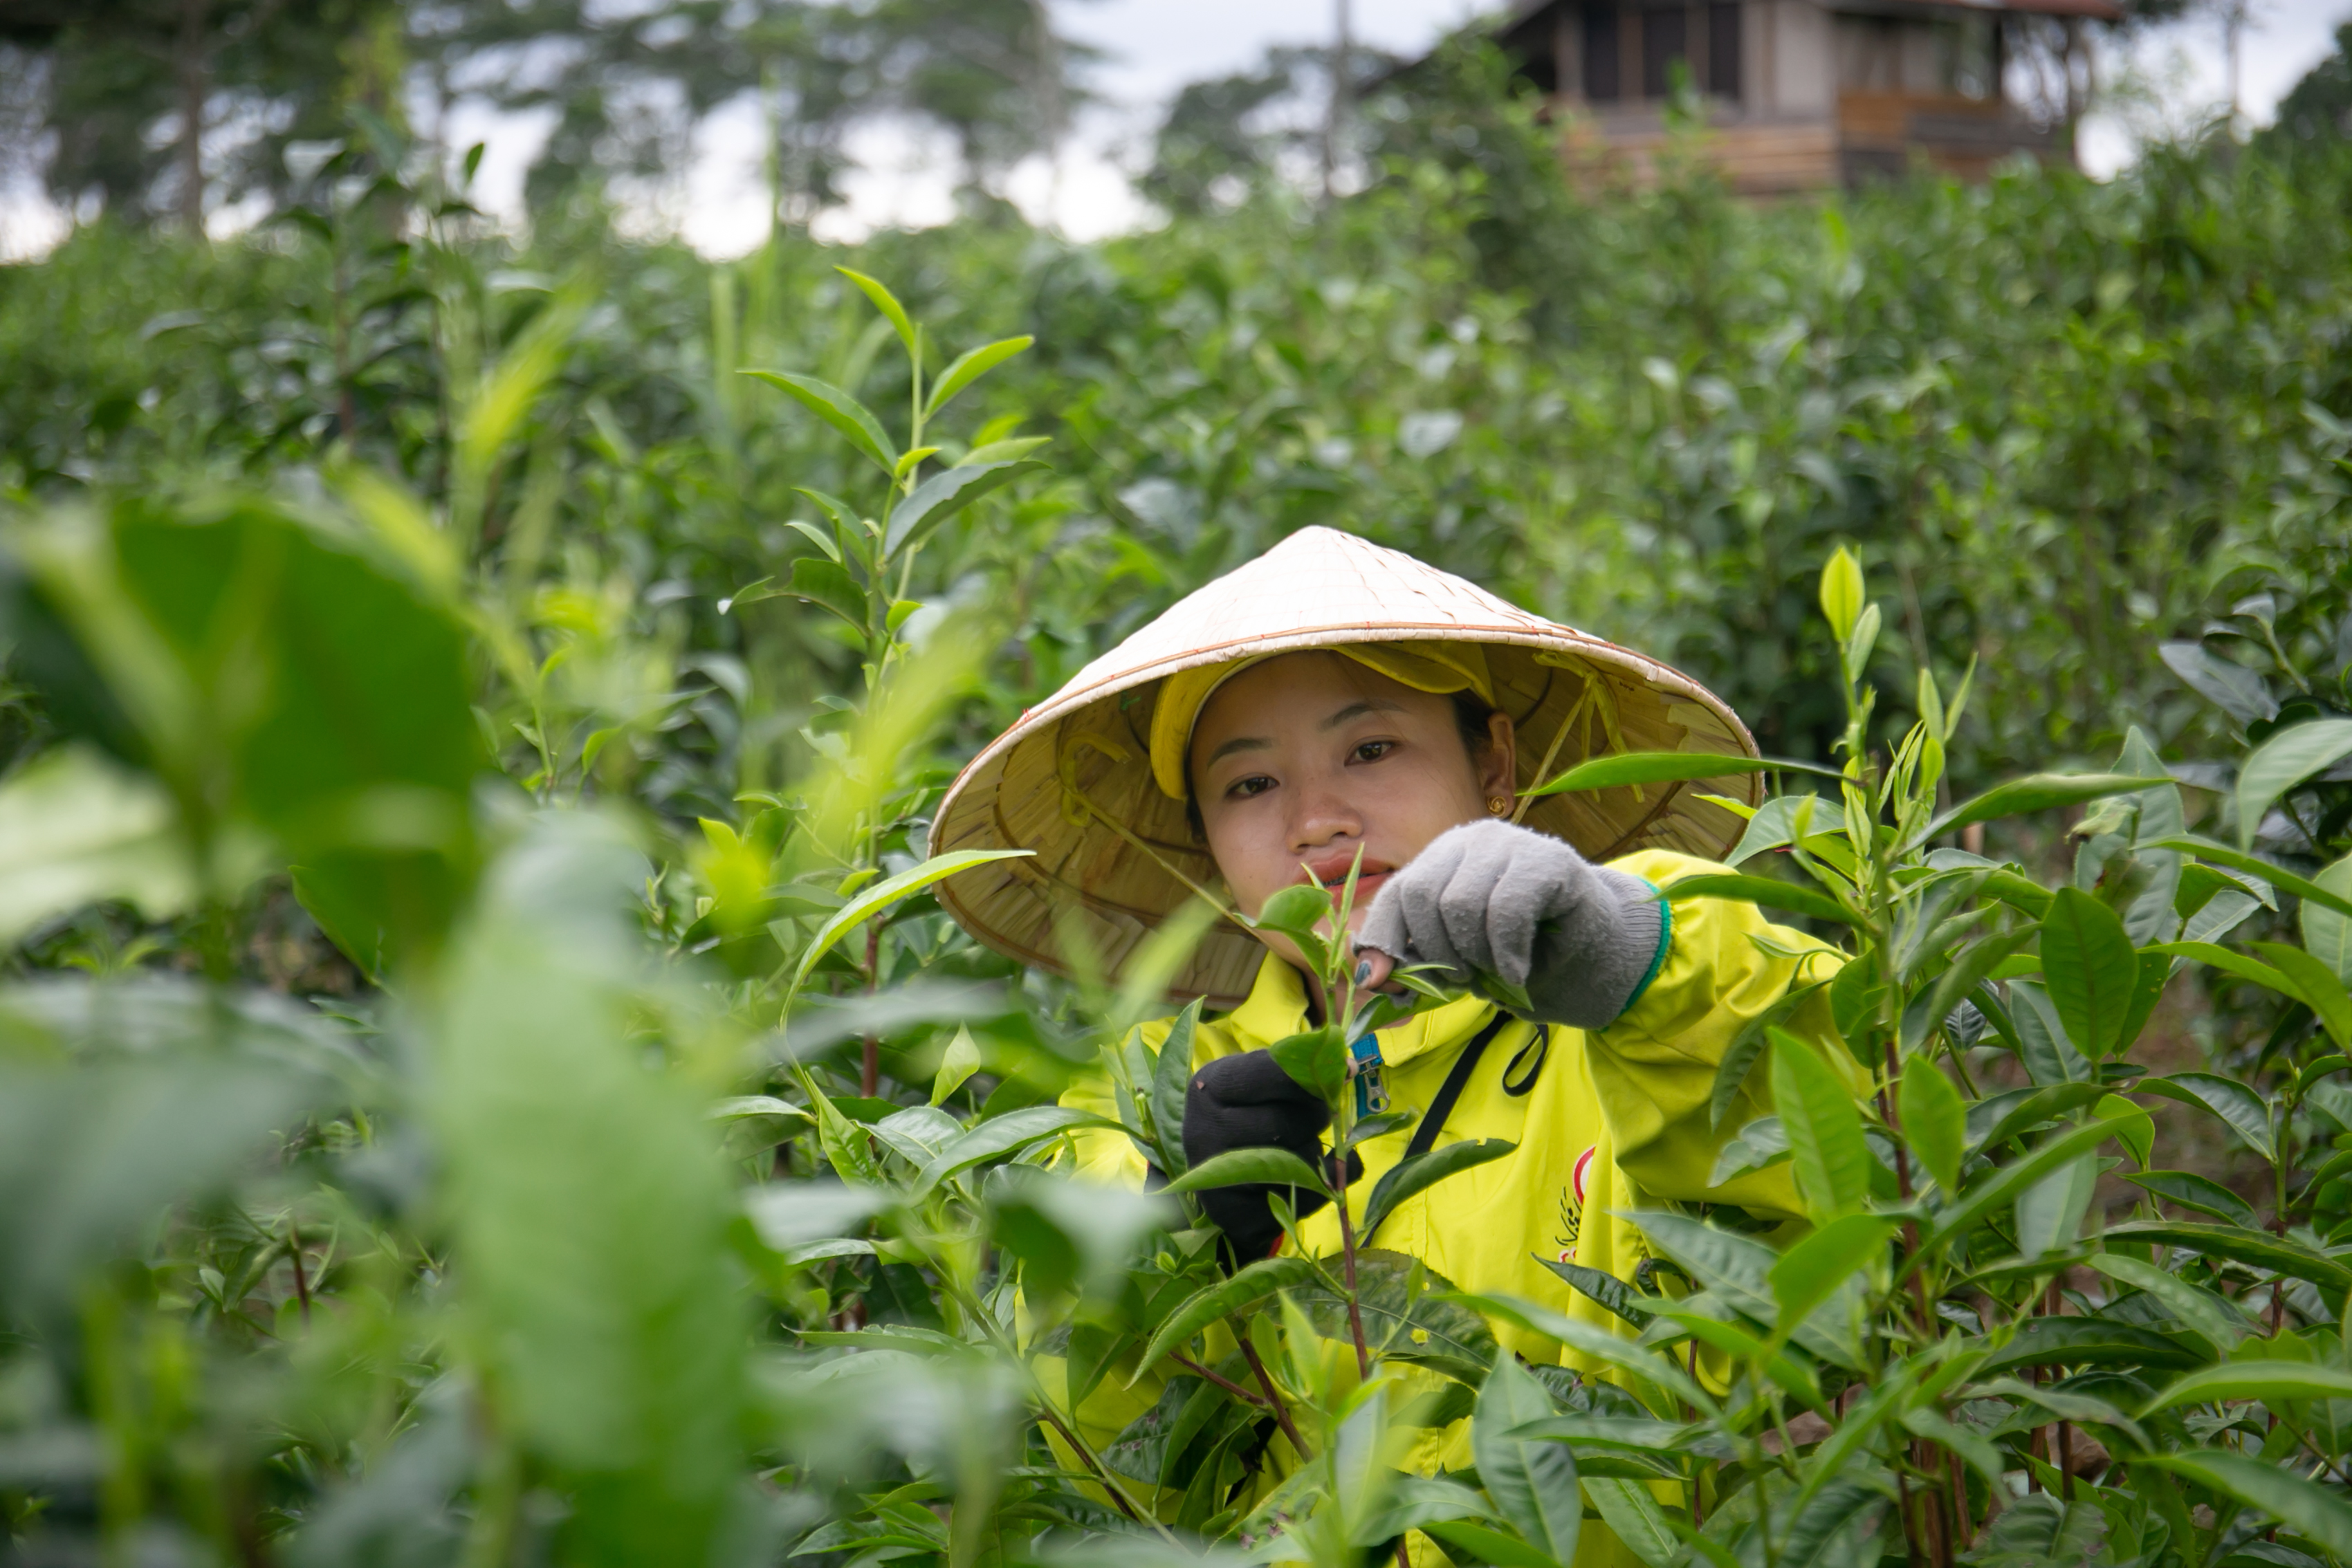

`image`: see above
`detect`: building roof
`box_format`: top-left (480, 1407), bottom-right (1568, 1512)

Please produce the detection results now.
top-left (1497, 0), bottom-right (2123, 32)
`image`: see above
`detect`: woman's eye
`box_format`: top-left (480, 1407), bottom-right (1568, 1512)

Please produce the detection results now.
top-left (1227, 775), bottom-right (1275, 799)
top-left (1351, 740), bottom-right (1395, 764)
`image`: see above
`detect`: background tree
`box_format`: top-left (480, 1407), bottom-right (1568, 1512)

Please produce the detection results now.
top-left (0, 0), bottom-right (403, 233)
top-left (1142, 42), bottom-right (1400, 217)
top-left (2258, 21), bottom-right (2352, 151)
top-left (425, 0), bottom-right (1096, 223)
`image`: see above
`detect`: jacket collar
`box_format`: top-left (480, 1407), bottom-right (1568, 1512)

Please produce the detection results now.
top-left (1224, 952), bottom-right (1498, 1068)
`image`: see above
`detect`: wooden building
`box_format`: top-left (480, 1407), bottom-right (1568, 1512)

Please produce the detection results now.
top-left (1486, 0), bottom-right (2123, 194)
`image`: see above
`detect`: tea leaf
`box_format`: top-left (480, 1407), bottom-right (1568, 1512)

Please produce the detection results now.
top-left (881, 459), bottom-right (1047, 557)
top-left (1819, 547), bottom-right (1864, 643)
top-left (2142, 836), bottom-right (2352, 918)
top-left (1536, 1260), bottom-right (1660, 1327)
top-left (785, 555), bottom-right (867, 630)
top-left (1297, 1251), bottom-right (1499, 1378)
top-left (787, 849), bottom-right (1034, 1002)
top-left (2014, 1153), bottom-right (2097, 1261)
top-left (1922, 773), bottom-right (2170, 845)
top-left (1458, 1292), bottom-right (1716, 1412)
top-left (2086, 1253), bottom-right (2248, 1356)
top-left (929, 1026), bottom-right (982, 1107)
top-left (1583, 1477), bottom-right (1679, 1568)
top-left (915, 1105), bottom-right (1114, 1192)
top-left (2008, 978), bottom-right (2092, 1085)
top-left (1768, 1212), bottom-right (1897, 1330)
top-left (1267, 1027), bottom-right (1349, 1100)
top-left (2158, 642), bottom-right (2279, 725)
top-left (1149, 999), bottom-right (1202, 1176)
top-left (1657, 873), bottom-right (1853, 926)
top-left (2097, 1092), bottom-right (2155, 1168)
top-left (2303, 852), bottom-right (2352, 987)
top-left (2041, 887), bottom-right (2140, 1059)
top-left (2235, 718), bottom-right (2352, 851)
top-left (1770, 1028), bottom-right (1872, 1220)
top-left (1978, 1316), bottom-right (2206, 1375)
top-left (2138, 1450), bottom-right (2352, 1560)
top-left (1913, 928), bottom-right (2037, 1055)
top-left (1898, 1057), bottom-right (1966, 1192)
top-left (924, 335), bottom-right (1035, 421)
top-left (2103, 1219), bottom-right (2352, 1295)
top-left (1424, 1518), bottom-right (1563, 1568)
top-left (834, 268), bottom-right (917, 353)
top-left (2251, 940), bottom-right (2352, 1046)
top-left (1778, 1477), bottom-right (1895, 1568)
top-left (1132, 1256), bottom-right (1321, 1378)
top-left (1472, 1352), bottom-right (1579, 1568)
top-left (1352, 1475), bottom-right (1498, 1547)
top-left (1253, 881), bottom-right (1333, 936)
top-left (1923, 1117), bottom-right (2127, 1256)
top-left (2144, 1361), bottom-right (2352, 1412)
top-left (2121, 1168), bottom-right (2257, 1226)
top-left (1360, 1137), bottom-right (1516, 1240)
top-left (1526, 750), bottom-right (1838, 798)
top-left (742, 370), bottom-right (895, 474)
top-left (2138, 1071), bottom-right (2277, 1162)
top-left (1969, 1081), bottom-right (2109, 1152)
top-left (1159, 1145), bottom-right (1330, 1198)
top-left (0, 744), bottom-right (194, 943)
top-left (431, 820), bottom-right (742, 1555)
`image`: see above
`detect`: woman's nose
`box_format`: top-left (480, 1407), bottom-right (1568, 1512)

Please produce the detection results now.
top-left (1288, 780), bottom-right (1361, 849)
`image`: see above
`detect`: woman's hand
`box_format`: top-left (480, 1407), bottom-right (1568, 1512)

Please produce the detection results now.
top-left (1351, 818), bottom-right (1666, 1029)
top-left (1183, 1051), bottom-right (1360, 1262)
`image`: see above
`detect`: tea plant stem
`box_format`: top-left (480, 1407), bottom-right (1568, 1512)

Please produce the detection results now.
top-left (1944, 1442), bottom-right (1970, 1551)
top-left (1236, 1337), bottom-right (1312, 1459)
top-left (1895, 1457), bottom-right (1923, 1568)
top-left (285, 1218), bottom-right (312, 1325)
top-left (862, 918), bottom-right (882, 1096)
top-left (1169, 1352), bottom-right (1270, 1410)
top-left (2293, 1429), bottom-right (2352, 1484)
top-left (460, 1433), bottom-right (522, 1568)
top-left (1329, 1152), bottom-right (1372, 1378)
top-left (931, 1271), bottom-right (1173, 1540)
top-left (1033, 1398), bottom-right (1164, 1531)
top-left (1881, 1042), bottom-right (1943, 1342)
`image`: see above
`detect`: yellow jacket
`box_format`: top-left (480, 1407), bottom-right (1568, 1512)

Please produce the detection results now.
top-left (1054, 849), bottom-right (1852, 1561)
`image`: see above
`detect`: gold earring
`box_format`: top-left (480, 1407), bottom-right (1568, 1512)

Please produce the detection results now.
top-left (1487, 795), bottom-right (1512, 816)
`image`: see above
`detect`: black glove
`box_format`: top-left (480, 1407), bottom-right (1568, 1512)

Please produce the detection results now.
top-left (1182, 1050), bottom-right (1361, 1263)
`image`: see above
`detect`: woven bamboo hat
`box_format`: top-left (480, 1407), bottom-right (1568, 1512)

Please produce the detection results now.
top-left (928, 528), bottom-right (1759, 1005)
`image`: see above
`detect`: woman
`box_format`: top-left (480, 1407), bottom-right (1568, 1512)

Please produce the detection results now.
top-left (929, 527), bottom-right (1850, 1553)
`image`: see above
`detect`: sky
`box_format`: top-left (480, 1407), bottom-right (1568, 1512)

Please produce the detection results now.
top-left (3, 0), bottom-right (2349, 260)
top-left (681, 0), bottom-right (2352, 252)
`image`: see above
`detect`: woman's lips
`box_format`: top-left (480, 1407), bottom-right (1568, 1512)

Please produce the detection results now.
top-left (1302, 856), bottom-right (1394, 896)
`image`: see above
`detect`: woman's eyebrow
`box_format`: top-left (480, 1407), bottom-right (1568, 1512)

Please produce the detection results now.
top-left (1321, 699), bottom-right (1405, 730)
top-left (1204, 735), bottom-right (1271, 764)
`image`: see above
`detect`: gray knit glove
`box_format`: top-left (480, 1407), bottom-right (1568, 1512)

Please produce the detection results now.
top-left (1354, 820), bottom-right (1666, 1029)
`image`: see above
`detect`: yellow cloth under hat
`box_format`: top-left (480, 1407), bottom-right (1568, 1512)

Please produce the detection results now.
top-left (1146, 640), bottom-right (1496, 800)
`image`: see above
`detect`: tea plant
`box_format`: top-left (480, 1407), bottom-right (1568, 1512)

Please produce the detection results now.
top-left (5, 252), bottom-right (2352, 1568)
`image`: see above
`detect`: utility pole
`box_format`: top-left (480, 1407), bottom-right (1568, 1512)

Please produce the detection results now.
top-left (1323, 0), bottom-right (1352, 204)
top-left (2221, 0), bottom-right (2251, 136)
top-left (174, 0), bottom-right (213, 239)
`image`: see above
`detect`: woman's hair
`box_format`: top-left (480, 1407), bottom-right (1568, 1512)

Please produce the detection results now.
top-left (1181, 686), bottom-right (1501, 840)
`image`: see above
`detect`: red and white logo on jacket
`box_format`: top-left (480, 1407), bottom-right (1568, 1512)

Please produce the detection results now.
top-left (1553, 1146), bottom-right (1598, 1263)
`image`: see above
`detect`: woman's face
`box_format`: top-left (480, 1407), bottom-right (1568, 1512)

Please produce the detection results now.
top-left (1189, 652), bottom-right (1516, 962)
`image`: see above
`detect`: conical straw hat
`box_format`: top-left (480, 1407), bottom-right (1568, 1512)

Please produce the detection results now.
top-left (929, 527), bottom-right (1760, 1005)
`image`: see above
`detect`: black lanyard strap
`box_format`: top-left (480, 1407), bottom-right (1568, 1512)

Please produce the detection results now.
top-left (1360, 1009), bottom-right (1518, 1248)
top-left (1401, 1009), bottom-right (1516, 1162)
